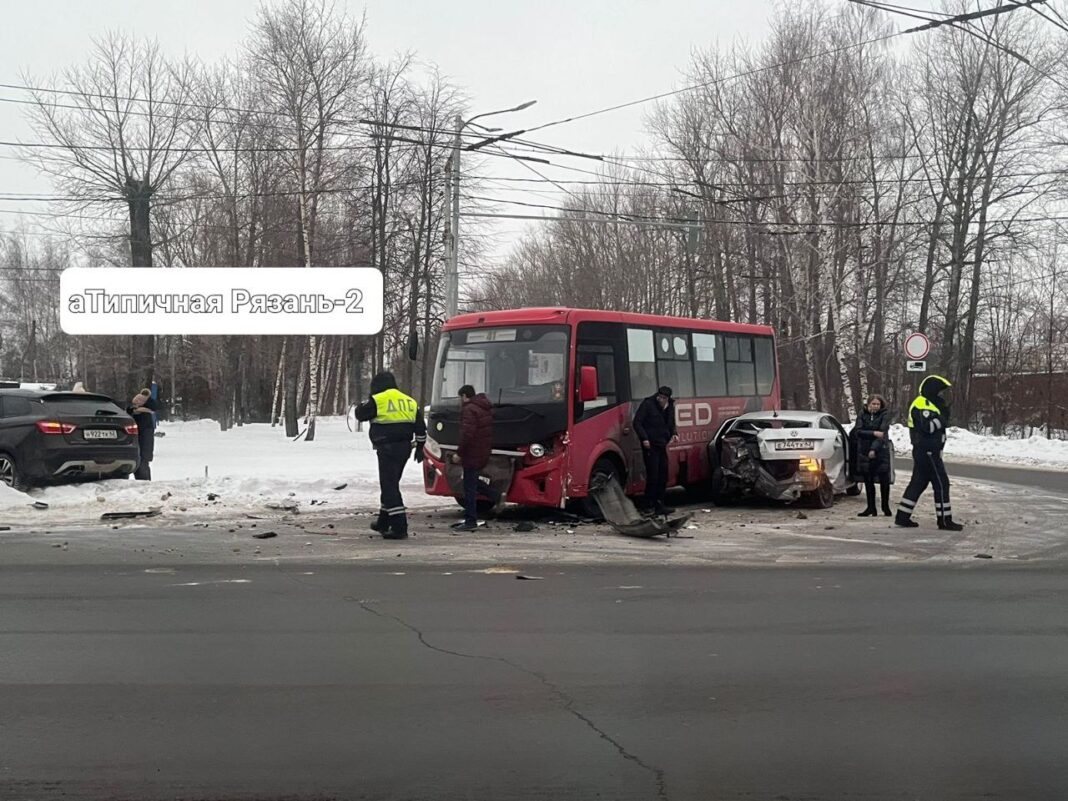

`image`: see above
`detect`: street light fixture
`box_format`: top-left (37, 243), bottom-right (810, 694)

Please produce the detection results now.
top-left (444, 100), bottom-right (537, 318)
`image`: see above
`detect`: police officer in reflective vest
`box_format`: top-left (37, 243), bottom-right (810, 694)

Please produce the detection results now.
top-left (895, 375), bottom-right (963, 531)
top-left (355, 371), bottom-right (427, 539)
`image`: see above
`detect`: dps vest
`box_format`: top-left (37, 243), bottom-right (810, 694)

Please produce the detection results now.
top-left (373, 388), bottom-right (419, 425)
top-left (906, 395), bottom-right (940, 428)
top-left (367, 388), bottom-right (425, 448)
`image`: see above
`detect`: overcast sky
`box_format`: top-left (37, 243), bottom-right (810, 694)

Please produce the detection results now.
top-left (0, 0), bottom-right (779, 262)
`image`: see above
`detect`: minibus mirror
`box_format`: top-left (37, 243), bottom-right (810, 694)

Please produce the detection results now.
top-left (579, 366), bottom-right (599, 403)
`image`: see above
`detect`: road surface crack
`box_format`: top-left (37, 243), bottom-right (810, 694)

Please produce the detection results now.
top-left (353, 598), bottom-right (669, 801)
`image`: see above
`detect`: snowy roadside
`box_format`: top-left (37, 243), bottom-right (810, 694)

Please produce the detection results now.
top-left (889, 424), bottom-right (1068, 470)
top-left (1, 415), bottom-right (1066, 530)
top-left (3, 474), bottom-right (1066, 567)
top-left (0, 416), bottom-right (447, 528)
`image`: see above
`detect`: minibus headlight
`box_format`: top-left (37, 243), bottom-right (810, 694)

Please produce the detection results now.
top-left (528, 443), bottom-right (546, 458)
top-left (425, 436), bottom-right (442, 459)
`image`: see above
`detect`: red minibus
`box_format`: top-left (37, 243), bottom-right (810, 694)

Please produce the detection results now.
top-left (421, 308), bottom-right (780, 511)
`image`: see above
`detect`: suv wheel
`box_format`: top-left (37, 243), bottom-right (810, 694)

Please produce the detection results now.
top-left (0, 453), bottom-right (28, 491)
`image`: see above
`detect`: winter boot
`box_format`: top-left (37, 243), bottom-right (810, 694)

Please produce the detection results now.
top-left (880, 481), bottom-right (892, 516)
top-left (859, 482), bottom-right (877, 516)
top-left (895, 510), bottom-right (919, 528)
top-left (369, 510), bottom-right (390, 533)
top-left (938, 517), bottom-right (964, 532)
top-left (382, 514), bottom-right (408, 539)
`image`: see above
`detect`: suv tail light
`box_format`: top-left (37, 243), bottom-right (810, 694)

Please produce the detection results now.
top-left (124, 423), bottom-right (139, 435)
top-left (36, 420), bottom-right (76, 435)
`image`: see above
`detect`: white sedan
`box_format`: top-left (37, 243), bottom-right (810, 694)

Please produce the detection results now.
top-left (708, 410), bottom-right (858, 508)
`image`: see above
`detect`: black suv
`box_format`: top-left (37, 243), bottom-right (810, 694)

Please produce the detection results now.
top-left (0, 390), bottom-right (140, 489)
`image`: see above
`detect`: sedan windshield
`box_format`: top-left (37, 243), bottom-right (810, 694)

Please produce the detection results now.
top-left (432, 325), bottom-right (569, 406)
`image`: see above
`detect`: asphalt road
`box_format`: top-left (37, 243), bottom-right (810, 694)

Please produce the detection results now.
top-left (2, 561), bottom-right (1067, 801)
top-left (899, 455), bottom-right (1068, 495)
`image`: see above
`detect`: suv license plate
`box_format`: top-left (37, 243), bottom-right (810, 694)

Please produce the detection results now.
top-left (84, 429), bottom-right (118, 440)
top-left (774, 439), bottom-right (814, 451)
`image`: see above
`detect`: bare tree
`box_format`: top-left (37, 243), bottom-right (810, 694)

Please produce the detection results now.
top-left (24, 32), bottom-right (199, 389)
top-left (249, 0), bottom-right (368, 440)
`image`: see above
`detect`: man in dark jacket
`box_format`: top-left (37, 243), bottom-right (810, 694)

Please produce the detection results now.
top-left (127, 389), bottom-right (157, 481)
top-left (354, 371), bottom-right (426, 540)
top-left (633, 385), bottom-right (678, 515)
top-left (895, 375), bottom-right (963, 531)
top-left (450, 384), bottom-right (500, 531)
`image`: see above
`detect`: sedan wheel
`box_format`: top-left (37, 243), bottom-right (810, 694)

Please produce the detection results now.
top-left (806, 476), bottom-right (835, 509)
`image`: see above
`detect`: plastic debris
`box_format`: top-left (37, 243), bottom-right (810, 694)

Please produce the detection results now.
top-left (101, 509), bottom-right (161, 520)
top-left (252, 531), bottom-right (277, 540)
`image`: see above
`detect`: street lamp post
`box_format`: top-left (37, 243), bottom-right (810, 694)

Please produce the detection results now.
top-left (444, 100), bottom-right (537, 318)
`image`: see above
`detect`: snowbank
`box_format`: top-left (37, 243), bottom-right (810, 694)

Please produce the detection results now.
top-left (890, 424), bottom-right (1068, 468)
top-left (0, 416), bottom-right (446, 525)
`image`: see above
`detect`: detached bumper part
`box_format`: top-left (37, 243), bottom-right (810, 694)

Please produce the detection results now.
top-left (588, 474), bottom-right (691, 538)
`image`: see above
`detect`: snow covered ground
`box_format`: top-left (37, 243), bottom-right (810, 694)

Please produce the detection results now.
top-left (0, 416), bottom-right (446, 526)
top-left (889, 424), bottom-right (1068, 468)
top-left (1, 415), bottom-right (1066, 529)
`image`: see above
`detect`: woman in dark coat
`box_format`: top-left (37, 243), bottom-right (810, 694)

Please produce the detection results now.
top-left (854, 394), bottom-right (893, 516)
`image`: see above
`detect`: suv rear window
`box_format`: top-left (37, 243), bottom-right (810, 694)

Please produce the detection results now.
top-left (42, 398), bottom-right (124, 416)
top-left (0, 396), bottom-right (36, 417)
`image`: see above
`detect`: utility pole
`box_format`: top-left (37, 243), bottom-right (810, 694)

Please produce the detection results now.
top-left (442, 101), bottom-right (537, 319)
top-left (445, 113), bottom-right (462, 319)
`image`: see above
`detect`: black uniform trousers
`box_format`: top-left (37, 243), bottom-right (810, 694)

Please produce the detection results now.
top-left (898, 449), bottom-right (952, 522)
top-left (376, 441), bottom-right (411, 533)
top-left (642, 444), bottom-right (669, 509)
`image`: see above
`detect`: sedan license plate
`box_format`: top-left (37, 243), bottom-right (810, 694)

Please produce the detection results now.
top-left (83, 428), bottom-right (118, 440)
top-left (774, 439), bottom-right (815, 451)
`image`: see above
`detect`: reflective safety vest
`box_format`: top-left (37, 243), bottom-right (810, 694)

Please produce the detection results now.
top-left (372, 388), bottom-right (419, 425)
top-left (906, 395), bottom-right (941, 428)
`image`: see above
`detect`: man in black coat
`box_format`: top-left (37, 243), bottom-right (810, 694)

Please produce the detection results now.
top-left (632, 385), bottom-right (678, 515)
top-left (127, 388), bottom-right (157, 481)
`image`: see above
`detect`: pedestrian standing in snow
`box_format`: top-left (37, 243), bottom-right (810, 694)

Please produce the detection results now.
top-left (854, 394), bottom-right (893, 517)
top-left (355, 371), bottom-right (426, 540)
top-left (895, 375), bottom-right (963, 531)
top-left (633, 385), bottom-right (678, 515)
top-left (450, 384), bottom-right (500, 532)
top-left (127, 388), bottom-right (157, 481)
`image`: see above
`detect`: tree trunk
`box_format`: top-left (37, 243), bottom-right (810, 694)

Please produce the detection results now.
top-left (126, 183), bottom-right (156, 391)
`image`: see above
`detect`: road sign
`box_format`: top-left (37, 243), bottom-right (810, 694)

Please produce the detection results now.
top-left (904, 332), bottom-right (930, 360)
top-left (906, 360), bottom-right (927, 372)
